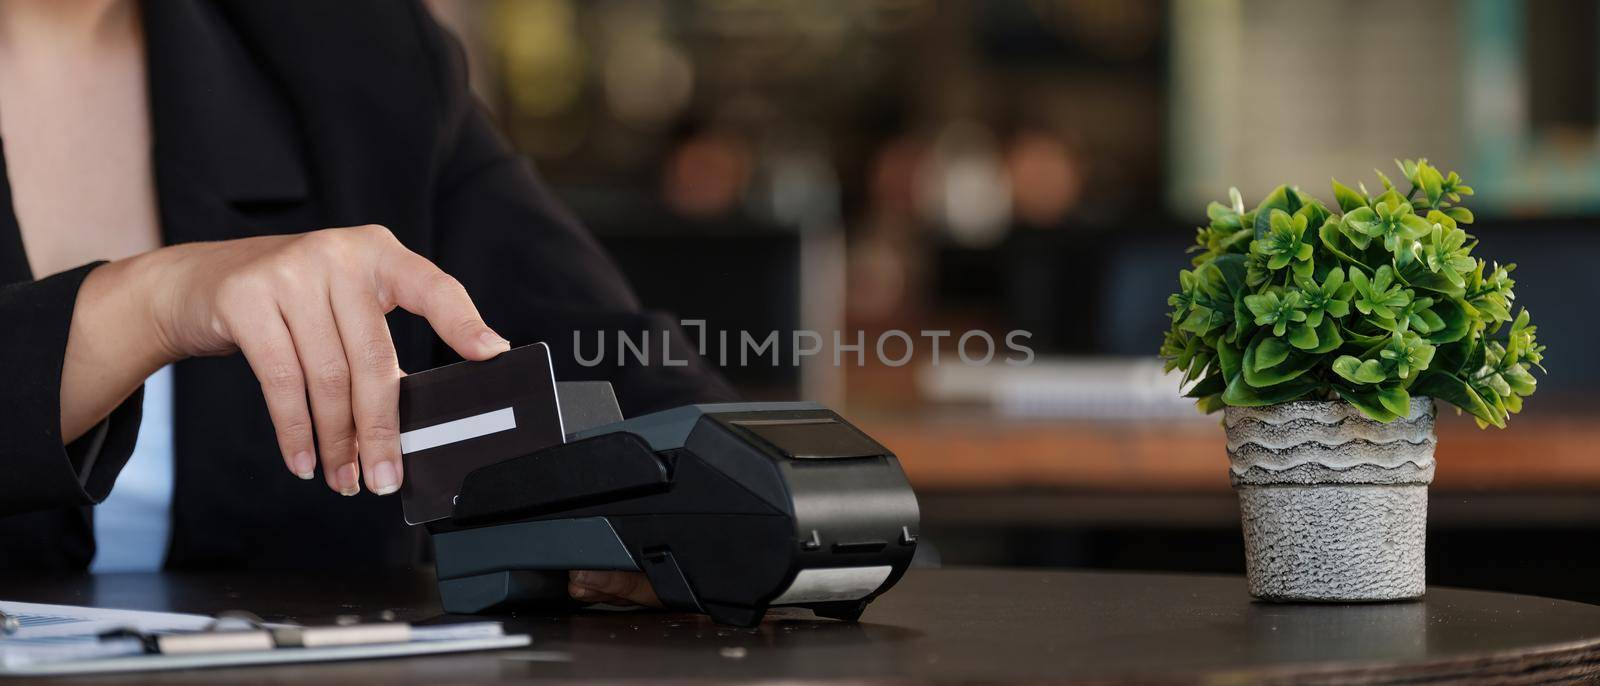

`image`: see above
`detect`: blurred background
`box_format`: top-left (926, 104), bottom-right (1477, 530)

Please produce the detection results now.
top-left (428, 0), bottom-right (1600, 601)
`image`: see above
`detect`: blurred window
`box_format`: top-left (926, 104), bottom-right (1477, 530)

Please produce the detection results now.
top-left (1524, 0), bottom-right (1598, 136)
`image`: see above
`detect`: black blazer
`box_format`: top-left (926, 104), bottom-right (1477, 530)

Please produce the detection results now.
top-left (0, 1), bottom-right (734, 573)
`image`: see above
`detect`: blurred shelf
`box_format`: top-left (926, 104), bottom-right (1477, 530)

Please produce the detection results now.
top-left (857, 411), bottom-right (1600, 493)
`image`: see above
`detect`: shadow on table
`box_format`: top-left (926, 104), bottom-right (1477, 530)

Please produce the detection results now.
top-left (482, 607), bottom-right (926, 679)
top-left (507, 605), bottom-right (924, 648)
top-left (1245, 600), bottom-right (1428, 664)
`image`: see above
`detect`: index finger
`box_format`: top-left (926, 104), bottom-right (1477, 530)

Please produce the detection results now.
top-left (378, 250), bottom-right (510, 361)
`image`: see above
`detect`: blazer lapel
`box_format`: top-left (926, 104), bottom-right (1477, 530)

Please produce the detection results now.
top-left (142, 0), bottom-right (310, 245)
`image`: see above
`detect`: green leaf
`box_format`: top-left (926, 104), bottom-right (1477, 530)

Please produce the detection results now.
top-left (1184, 371), bottom-right (1227, 398)
top-left (1373, 188), bottom-right (1407, 211)
top-left (1412, 371), bottom-right (1502, 428)
top-left (1399, 213), bottom-right (1433, 239)
top-left (1333, 355), bottom-right (1386, 384)
top-left (1374, 169), bottom-right (1396, 193)
top-left (1216, 340), bottom-right (1244, 380)
top-left (1231, 299), bottom-right (1253, 344)
top-left (1180, 306), bottom-right (1223, 335)
top-left (1377, 387), bottom-right (1412, 417)
top-left (1413, 308), bottom-right (1446, 334)
top-left (1318, 219), bottom-right (1372, 269)
top-left (1504, 363), bottom-right (1538, 395)
top-left (1242, 332), bottom-right (1319, 387)
top-left (1484, 370), bottom-right (1512, 397)
top-left (1336, 387), bottom-right (1400, 422)
top-left (1341, 326), bottom-right (1389, 349)
top-left (1421, 298), bottom-right (1470, 344)
top-left (1252, 185), bottom-right (1302, 239)
top-left (1308, 317), bottom-right (1344, 354)
top-left (1210, 253), bottom-right (1249, 296)
top-left (1244, 293), bottom-right (1278, 319)
top-left (1431, 339), bottom-right (1469, 376)
top-left (1295, 199), bottom-right (1331, 231)
top-left (1418, 163), bottom-right (1445, 207)
top-left (1397, 259), bottom-right (1466, 297)
top-left (1255, 336), bottom-right (1290, 369)
top-left (1332, 178), bottom-right (1366, 213)
top-left (1398, 159), bottom-right (1420, 184)
top-left (1223, 373), bottom-right (1317, 406)
top-left (1332, 356), bottom-right (1361, 381)
top-left (1425, 209), bottom-right (1457, 232)
top-left (1464, 336), bottom-right (1488, 374)
top-left (1349, 265), bottom-right (1370, 292)
top-left (1288, 323), bottom-right (1319, 350)
top-left (1343, 206), bottom-right (1377, 232)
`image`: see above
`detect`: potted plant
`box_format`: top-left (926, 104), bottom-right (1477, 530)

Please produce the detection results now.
top-left (1160, 159), bottom-right (1546, 602)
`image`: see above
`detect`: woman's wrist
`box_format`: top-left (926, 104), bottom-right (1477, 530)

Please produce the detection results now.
top-left (59, 250), bottom-right (186, 440)
top-left (127, 242), bottom-right (207, 364)
top-left (92, 249), bottom-right (186, 368)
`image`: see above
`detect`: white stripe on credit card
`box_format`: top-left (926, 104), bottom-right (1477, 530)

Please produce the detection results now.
top-left (399, 407), bottom-right (517, 454)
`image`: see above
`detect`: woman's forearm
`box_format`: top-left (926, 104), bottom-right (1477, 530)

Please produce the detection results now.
top-left (59, 252), bottom-right (176, 442)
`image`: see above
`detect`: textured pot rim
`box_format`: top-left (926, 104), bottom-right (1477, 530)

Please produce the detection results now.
top-left (1223, 396), bottom-right (1437, 426)
top-left (1224, 396), bottom-right (1438, 481)
top-left (1222, 393), bottom-right (1440, 409)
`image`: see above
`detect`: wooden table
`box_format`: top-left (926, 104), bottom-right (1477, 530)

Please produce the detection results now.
top-left (7, 567), bottom-right (1600, 684)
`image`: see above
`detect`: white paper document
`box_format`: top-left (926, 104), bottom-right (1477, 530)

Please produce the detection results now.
top-left (1, 600), bottom-right (215, 668)
top-left (1, 600), bottom-right (217, 638)
top-left (0, 600), bottom-right (536, 676)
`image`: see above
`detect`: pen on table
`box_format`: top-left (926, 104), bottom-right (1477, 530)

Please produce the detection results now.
top-left (98, 622), bottom-right (418, 655)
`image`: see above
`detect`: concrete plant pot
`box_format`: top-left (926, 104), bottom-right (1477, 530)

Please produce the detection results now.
top-left (1224, 397), bottom-right (1436, 602)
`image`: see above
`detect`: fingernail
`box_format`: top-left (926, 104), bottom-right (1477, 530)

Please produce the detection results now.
top-left (292, 451), bottom-right (315, 480)
top-left (479, 330), bottom-right (510, 352)
top-left (570, 570), bottom-right (595, 586)
top-left (370, 461), bottom-right (400, 496)
top-left (569, 585), bottom-right (595, 600)
top-left (337, 462), bottom-right (360, 496)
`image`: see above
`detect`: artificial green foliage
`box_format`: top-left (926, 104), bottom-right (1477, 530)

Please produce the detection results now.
top-left (1162, 159), bottom-right (1545, 427)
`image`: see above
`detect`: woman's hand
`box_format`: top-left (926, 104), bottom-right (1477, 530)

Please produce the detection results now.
top-left (62, 226), bottom-right (663, 605)
top-left (158, 225), bottom-right (511, 496)
top-left (67, 225), bottom-right (509, 496)
top-left (568, 571), bottom-right (662, 607)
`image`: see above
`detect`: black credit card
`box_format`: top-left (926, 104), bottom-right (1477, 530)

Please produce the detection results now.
top-left (398, 342), bottom-right (565, 525)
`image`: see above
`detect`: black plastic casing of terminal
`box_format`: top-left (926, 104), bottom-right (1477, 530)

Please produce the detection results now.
top-left (428, 403), bottom-right (920, 627)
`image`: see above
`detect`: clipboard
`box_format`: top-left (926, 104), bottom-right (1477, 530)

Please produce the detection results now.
top-left (0, 601), bottom-right (545, 677)
top-left (1, 635), bottom-right (535, 677)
